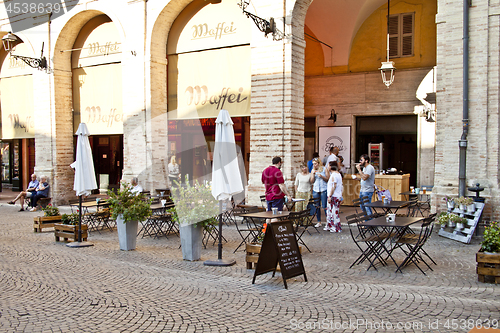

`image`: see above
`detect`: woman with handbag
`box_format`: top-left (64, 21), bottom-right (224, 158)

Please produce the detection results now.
top-left (310, 157), bottom-right (330, 228)
top-left (326, 161), bottom-right (343, 232)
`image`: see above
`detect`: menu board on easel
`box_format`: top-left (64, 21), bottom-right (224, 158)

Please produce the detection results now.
top-left (252, 220), bottom-right (307, 289)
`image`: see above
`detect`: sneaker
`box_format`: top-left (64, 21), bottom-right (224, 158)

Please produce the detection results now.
top-left (30, 207), bottom-right (37, 212)
top-left (19, 208), bottom-right (24, 212)
top-left (330, 229), bottom-right (337, 233)
top-left (323, 226), bottom-right (330, 231)
top-left (8, 201), bottom-right (15, 205)
top-left (315, 223), bottom-right (322, 228)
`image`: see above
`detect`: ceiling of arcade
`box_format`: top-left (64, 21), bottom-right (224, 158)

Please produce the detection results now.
top-left (304, 0), bottom-right (437, 76)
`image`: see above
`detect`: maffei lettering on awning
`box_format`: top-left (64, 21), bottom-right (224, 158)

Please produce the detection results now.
top-left (167, 46), bottom-right (250, 119)
top-left (72, 63), bottom-right (123, 135)
top-left (0, 75), bottom-right (34, 139)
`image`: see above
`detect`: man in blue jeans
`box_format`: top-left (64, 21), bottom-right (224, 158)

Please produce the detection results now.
top-left (355, 154), bottom-right (375, 215)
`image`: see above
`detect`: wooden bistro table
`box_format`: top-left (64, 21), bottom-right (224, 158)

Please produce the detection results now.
top-left (238, 210), bottom-right (290, 243)
top-left (70, 199), bottom-right (109, 214)
top-left (364, 200), bottom-right (411, 215)
top-left (356, 216), bottom-right (425, 270)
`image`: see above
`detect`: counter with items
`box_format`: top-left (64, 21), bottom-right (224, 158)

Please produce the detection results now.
top-left (342, 173), bottom-right (410, 206)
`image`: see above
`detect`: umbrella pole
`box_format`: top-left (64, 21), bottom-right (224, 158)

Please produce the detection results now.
top-left (66, 195), bottom-right (94, 248)
top-left (217, 201), bottom-right (223, 260)
top-left (78, 195), bottom-right (82, 242)
top-left (204, 199), bottom-right (236, 266)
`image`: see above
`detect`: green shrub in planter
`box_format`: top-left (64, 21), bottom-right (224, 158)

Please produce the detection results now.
top-left (481, 221), bottom-right (500, 253)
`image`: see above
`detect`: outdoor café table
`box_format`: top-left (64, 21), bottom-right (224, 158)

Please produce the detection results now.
top-left (70, 199), bottom-right (109, 214)
top-left (140, 203), bottom-right (176, 238)
top-left (238, 210), bottom-right (290, 242)
top-left (364, 200), bottom-right (410, 215)
top-left (357, 216), bottom-right (425, 270)
top-left (399, 189), bottom-right (432, 201)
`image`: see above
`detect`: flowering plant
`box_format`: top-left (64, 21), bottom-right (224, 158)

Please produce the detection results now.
top-left (481, 221), bottom-right (500, 253)
top-left (443, 196), bottom-right (455, 203)
top-left (61, 213), bottom-right (79, 225)
top-left (437, 212), bottom-right (450, 225)
top-left (107, 182), bottom-right (152, 223)
top-left (41, 204), bottom-right (59, 217)
top-left (168, 177), bottom-right (218, 226)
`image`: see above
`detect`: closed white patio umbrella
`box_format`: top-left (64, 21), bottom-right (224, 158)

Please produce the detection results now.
top-left (67, 123), bottom-right (97, 248)
top-left (205, 109), bottom-right (244, 266)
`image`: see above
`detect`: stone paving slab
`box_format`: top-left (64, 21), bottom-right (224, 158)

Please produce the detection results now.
top-left (0, 198), bottom-right (498, 332)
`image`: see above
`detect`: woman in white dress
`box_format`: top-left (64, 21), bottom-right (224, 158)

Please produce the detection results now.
top-left (168, 155), bottom-right (180, 186)
top-left (326, 160), bottom-right (343, 232)
top-left (294, 163), bottom-right (312, 211)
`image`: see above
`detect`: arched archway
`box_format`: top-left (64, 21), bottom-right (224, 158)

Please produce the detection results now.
top-left (51, 9), bottom-right (125, 203)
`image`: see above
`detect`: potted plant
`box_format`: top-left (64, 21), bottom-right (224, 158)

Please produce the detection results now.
top-left (168, 178), bottom-right (218, 261)
top-left (107, 182), bottom-right (152, 251)
top-left (465, 197), bottom-right (476, 214)
top-left (454, 197), bottom-right (467, 212)
top-left (476, 221), bottom-right (500, 283)
top-left (443, 196), bottom-right (455, 210)
top-left (454, 215), bottom-right (467, 231)
top-left (437, 212), bottom-right (449, 228)
top-left (33, 204), bottom-right (62, 232)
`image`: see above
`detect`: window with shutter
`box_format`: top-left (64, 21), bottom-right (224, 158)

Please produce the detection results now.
top-left (387, 13), bottom-right (414, 58)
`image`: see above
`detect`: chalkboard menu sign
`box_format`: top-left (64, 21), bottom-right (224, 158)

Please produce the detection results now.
top-left (252, 220), bottom-right (307, 289)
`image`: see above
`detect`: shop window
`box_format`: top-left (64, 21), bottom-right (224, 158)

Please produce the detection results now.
top-left (389, 13), bottom-right (414, 58)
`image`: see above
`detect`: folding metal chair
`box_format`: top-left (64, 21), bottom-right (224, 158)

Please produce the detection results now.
top-left (289, 210), bottom-right (312, 253)
top-left (395, 216), bottom-right (436, 274)
top-left (305, 197), bottom-right (321, 234)
top-left (233, 206), bottom-right (263, 253)
top-left (347, 213), bottom-right (394, 270)
top-left (260, 195), bottom-right (267, 209)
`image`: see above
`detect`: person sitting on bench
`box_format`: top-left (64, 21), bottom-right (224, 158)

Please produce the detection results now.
top-left (8, 174), bottom-right (39, 211)
top-left (30, 176), bottom-right (50, 212)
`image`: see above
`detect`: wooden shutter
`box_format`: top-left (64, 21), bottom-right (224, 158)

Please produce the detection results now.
top-left (387, 13), bottom-right (414, 58)
top-left (401, 14), bottom-right (414, 56)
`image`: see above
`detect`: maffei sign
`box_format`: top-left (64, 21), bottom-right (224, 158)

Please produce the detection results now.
top-left (167, 0), bottom-right (251, 119)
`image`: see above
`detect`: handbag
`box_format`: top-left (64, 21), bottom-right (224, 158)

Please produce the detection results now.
top-left (375, 185), bottom-right (392, 202)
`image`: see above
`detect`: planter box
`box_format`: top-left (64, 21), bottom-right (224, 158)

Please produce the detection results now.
top-left (476, 250), bottom-right (500, 284)
top-left (245, 243), bottom-right (303, 270)
top-left (54, 223), bottom-right (88, 242)
top-left (33, 216), bottom-right (62, 233)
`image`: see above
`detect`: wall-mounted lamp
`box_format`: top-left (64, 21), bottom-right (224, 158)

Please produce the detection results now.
top-left (2, 32), bottom-right (48, 71)
top-left (379, 0), bottom-right (396, 88)
top-left (328, 109), bottom-right (337, 123)
top-left (237, 0), bottom-right (285, 41)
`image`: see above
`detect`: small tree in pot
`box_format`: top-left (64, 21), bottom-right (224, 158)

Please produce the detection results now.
top-left (108, 182), bottom-right (152, 251)
top-left (168, 178), bottom-right (218, 261)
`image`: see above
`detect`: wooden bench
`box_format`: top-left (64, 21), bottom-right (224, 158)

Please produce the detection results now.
top-left (37, 197), bottom-right (52, 209)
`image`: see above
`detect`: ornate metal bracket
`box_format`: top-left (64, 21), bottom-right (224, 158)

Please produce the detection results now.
top-left (9, 42), bottom-right (49, 71)
top-left (10, 54), bottom-right (47, 70)
top-left (238, 0), bottom-right (285, 41)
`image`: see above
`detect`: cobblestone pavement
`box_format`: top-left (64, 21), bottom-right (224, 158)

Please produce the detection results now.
top-left (0, 196), bottom-right (498, 333)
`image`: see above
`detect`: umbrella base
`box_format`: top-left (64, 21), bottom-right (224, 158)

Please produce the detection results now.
top-left (203, 258), bottom-right (236, 266)
top-left (66, 241), bottom-right (94, 248)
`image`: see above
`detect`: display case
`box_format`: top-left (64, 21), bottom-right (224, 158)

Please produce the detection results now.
top-left (368, 142), bottom-right (384, 171)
